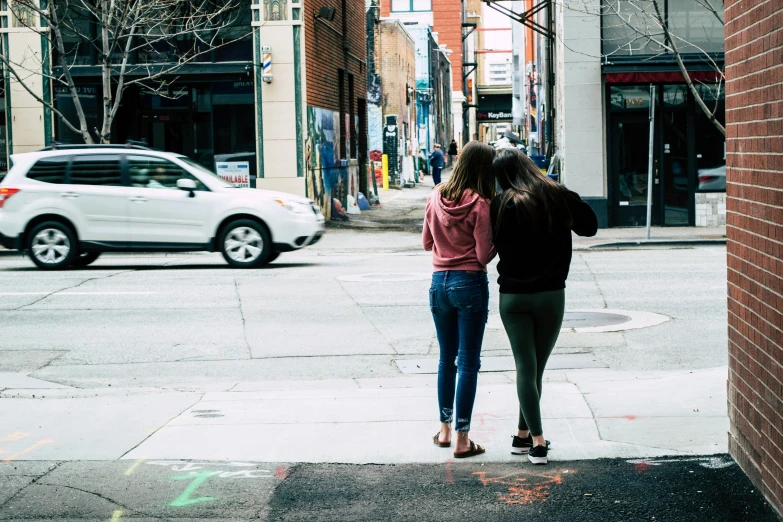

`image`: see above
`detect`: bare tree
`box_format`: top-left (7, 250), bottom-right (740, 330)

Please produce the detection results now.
top-left (570, 0), bottom-right (726, 136)
top-left (0, 0), bottom-right (250, 144)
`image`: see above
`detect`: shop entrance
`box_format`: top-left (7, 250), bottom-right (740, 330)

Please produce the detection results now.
top-left (608, 84), bottom-right (716, 227)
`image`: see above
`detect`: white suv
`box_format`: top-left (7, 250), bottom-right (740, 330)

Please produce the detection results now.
top-left (0, 145), bottom-right (325, 269)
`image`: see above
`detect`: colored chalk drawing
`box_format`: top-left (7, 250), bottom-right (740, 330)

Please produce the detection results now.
top-left (473, 469), bottom-right (568, 505)
top-left (146, 460), bottom-right (275, 479)
top-left (170, 470), bottom-right (216, 507)
top-left (0, 433), bottom-right (54, 462)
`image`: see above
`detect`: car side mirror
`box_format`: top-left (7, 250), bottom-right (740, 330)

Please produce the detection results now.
top-left (177, 178), bottom-right (197, 197)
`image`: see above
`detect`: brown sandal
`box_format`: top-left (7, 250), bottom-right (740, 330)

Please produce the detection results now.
top-left (454, 440), bottom-right (485, 458)
top-left (433, 433), bottom-right (451, 448)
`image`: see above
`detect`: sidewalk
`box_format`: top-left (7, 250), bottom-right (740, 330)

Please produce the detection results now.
top-left (1, 366), bottom-right (728, 464)
top-left (329, 176), bottom-right (727, 247)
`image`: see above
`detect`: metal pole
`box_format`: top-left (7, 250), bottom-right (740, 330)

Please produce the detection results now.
top-left (645, 84), bottom-right (656, 240)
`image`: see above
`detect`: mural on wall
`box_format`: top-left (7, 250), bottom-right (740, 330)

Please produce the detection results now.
top-left (306, 106), bottom-right (347, 220)
top-left (383, 115), bottom-right (399, 186)
top-left (368, 104), bottom-right (383, 154)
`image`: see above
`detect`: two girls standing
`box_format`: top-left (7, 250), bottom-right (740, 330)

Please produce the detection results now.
top-left (423, 142), bottom-right (598, 464)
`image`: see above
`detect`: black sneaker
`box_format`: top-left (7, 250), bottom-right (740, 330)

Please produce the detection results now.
top-left (528, 445), bottom-right (548, 465)
top-left (511, 435), bottom-right (551, 455)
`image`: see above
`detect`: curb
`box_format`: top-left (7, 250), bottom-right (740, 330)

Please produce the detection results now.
top-left (582, 238), bottom-right (726, 250)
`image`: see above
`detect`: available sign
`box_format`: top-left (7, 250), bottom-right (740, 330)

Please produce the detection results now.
top-left (216, 161), bottom-right (250, 187)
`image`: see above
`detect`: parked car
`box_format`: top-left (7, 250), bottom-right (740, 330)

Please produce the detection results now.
top-left (698, 164), bottom-right (726, 191)
top-left (0, 144), bottom-right (325, 270)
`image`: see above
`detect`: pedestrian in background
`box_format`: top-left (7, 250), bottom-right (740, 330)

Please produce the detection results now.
top-left (491, 149), bottom-right (597, 465)
top-left (423, 141), bottom-right (497, 459)
top-left (448, 139), bottom-right (459, 166)
top-left (429, 144), bottom-right (445, 185)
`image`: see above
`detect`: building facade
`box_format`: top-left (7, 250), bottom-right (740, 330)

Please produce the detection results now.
top-left (407, 26), bottom-right (452, 159)
top-left (0, 0), bottom-right (369, 221)
top-left (380, 0), bottom-right (461, 144)
top-left (375, 18), bottom-right (417, 187)
top-left (725, 0), bottom-right (783, 517)
top-left (509, 0), bottom-right (725, 228)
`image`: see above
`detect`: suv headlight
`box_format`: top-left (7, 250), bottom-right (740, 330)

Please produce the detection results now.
top-left (274, 199), bottom-right (313, 214)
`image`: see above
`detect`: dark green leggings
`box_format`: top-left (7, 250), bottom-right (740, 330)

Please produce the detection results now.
top-left (499, 289), bottom-right (565, 436)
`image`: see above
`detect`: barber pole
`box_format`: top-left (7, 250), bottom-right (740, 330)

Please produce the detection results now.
top-left (262, 46), bottom-right (273, 83)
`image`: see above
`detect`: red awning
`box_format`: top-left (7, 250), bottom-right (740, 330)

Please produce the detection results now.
top-left (605, 71), bottom-right (722, 84)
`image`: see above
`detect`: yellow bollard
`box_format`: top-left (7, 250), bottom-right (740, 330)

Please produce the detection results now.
top-left (382, 154), bottom-right (389, 191)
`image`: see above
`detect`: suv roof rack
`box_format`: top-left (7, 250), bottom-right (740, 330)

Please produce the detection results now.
top-left (39, 140), bottom-right (151, 152)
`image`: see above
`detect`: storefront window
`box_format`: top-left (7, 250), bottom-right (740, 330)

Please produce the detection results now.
top-left (694, 83), bottom-right (725, 192)
top-left (668, 0), bottom-right (724, 55)
top-left (610, 86), bottom-right (652, 111)
top-left (602, 0), bottom-right (723, 57)
top-left (663, 84), bottom-right (688, 107)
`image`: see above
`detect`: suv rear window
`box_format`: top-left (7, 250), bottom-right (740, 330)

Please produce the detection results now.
top-left (69, 155), bottom-right (122, 186)
top-left (26, 157), bottom-right (69, 184)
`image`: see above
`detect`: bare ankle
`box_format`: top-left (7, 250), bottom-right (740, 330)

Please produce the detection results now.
top-left (517, 430), bottom-right (530, 438)
top-left (532, 434), bottom-right (546, 447)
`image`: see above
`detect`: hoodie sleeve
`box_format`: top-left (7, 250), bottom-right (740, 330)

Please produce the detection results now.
top-left (422, 198), bottom-right (434, 251)
top-left (473, 199), bottom-right (497, 265)
top-left (565, 189), bottom-right (598, 237)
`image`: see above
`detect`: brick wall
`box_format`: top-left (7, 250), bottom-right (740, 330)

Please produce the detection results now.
top-left (304, 0), bottom-right (367, 118)
top-left (380, 0), bottom-right (462, 91)
top-left (725, 0), bottom-right (783, 518)
top-left (378, 20), bottom-right (416, 131)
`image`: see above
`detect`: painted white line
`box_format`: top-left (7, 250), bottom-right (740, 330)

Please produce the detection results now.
top-left (0, 291), bottom-right (155, 296)
top-left (337, 272), bottom-right (432, 282)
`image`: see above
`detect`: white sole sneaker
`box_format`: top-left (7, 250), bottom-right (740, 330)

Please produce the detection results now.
top-left (528, 454), bottom-right (548, 465)
top-left (511, 445), bottom-right (531, 455)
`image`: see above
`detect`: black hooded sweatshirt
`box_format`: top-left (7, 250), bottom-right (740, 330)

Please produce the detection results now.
top-left (490, 188), bottom-right (598, 294)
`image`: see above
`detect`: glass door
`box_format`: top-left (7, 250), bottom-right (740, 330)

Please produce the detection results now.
top-left (660, 86), bottom-right (691, 225)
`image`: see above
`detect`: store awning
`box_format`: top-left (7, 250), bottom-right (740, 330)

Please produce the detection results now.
top-left (605, 70), bottom-right (723, 84)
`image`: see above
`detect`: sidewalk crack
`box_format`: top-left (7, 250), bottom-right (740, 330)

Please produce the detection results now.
top-left (580, 254), bottom-right (609, 309)
top-left (235, 279), bottom-right (253, 359)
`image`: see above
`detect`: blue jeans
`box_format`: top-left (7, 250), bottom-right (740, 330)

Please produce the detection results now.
top-left (429, 270), bottom-right (489, 432)
top-left (432, 166), bottom-right (442, 185)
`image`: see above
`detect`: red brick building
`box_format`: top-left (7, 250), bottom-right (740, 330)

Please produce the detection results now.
top-left (725, 0), bottom-right (783, 517)
top-left (380, 0), bottom-right (463, 143)
top-left (303, 0), bottom-right (369, 217)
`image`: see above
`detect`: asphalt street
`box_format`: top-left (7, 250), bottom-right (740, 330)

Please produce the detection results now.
top-left (0, 456), bottom-right (777, 521)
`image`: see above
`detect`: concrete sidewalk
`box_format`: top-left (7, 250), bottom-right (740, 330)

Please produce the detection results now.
top-left (1, 366), bottom-right (728, 464)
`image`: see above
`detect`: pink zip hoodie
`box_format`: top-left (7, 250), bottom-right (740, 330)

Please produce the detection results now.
top-left (422, 189), bottom-right (496, 272)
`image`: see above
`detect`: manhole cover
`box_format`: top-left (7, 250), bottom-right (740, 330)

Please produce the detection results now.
top-left (562, 312), bottom-right (630, 328)
top-left (486, 309), bottom-right (669, 333)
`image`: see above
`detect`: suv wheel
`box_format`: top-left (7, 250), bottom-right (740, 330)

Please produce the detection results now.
top-left (219, 219), bottom-right (271, 268)
top-left (28, 221), bottom-right (78, 270)
top-left (72, 252), bottom-right (101, 268)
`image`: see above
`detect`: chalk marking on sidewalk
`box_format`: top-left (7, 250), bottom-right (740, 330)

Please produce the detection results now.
top-left (1, 439), bottom-right (54, 462)
top-left (473, 470), bottom-right (568, 505)
top-left (444, 460), bottom-right (454, 484)
top-left (170, 470), bottom-right (216, 507)
top-left (0, 432), bottom-right (31, 442)
top-left (124, 458), bottom-right (147, 476)
top-left (111, 510), bottom-right (123, 521)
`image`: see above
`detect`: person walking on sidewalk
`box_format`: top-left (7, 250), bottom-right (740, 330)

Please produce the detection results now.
top-left (429, 144), bottom-right (445, 185)
top-left (423, 141), bottom-right (497, 459)
top-left (491, 149), bottom-right (597, 465)
top-left (448, 140), bottom-right (459, 166)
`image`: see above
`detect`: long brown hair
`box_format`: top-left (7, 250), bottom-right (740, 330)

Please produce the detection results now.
top-left (438, 141), bottom-right (496, 201)
top-left (492, 148), bottom-right (572, 233)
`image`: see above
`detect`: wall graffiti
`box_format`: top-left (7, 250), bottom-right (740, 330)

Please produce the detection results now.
top-left (306, 106), bottom-right (349, 220)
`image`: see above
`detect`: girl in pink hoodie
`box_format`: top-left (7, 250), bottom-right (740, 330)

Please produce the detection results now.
top-left (423, 141), bottom-right (496, 459)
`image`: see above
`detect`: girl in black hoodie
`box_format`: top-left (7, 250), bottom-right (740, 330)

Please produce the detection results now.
top-left (491, 149), bottom-right (597, 464)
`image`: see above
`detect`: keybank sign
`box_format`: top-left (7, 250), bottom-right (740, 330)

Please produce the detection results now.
top-left (476, 93), bottom-right (513, 121)
top-left (477, 110), bottom-right (512, 121)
